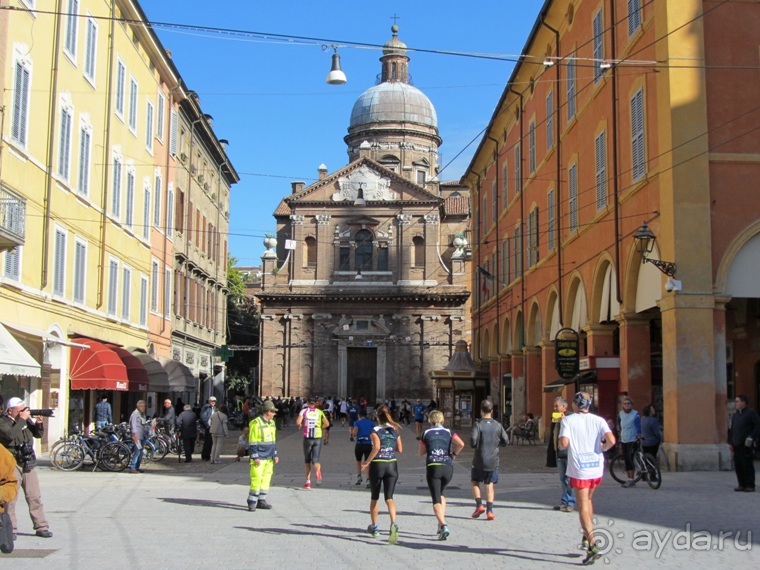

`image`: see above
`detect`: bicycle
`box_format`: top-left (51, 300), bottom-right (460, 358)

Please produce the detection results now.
top-left (609, 439), bottom-right (662, 489)
top-left (50, 429), bottom-right (131, 472)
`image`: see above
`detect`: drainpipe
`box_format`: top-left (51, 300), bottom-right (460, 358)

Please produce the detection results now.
top-left (610, 0), bottom-right (623, 304)
top-left (540, 16), bottom-right (565, 323)
top-left (509, 88), bottom-right (525, 349)
top-left (486, 134), bottom-right (502, 359)
top-left (97, 2), bottom-right (116, 307)
top-left (472, 172), bottom-right (482, 360)
top-left (41, 0), bottom-right (64, 289)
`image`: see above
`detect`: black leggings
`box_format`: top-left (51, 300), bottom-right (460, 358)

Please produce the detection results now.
top-left (426, 464), bottom-right (453, 504)
top-left (369, 461), bottom-right (398, 501)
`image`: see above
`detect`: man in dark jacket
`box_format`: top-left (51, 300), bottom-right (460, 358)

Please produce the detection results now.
top-left (729, 394), bottom-right (760, 492)
top-left (177, 405), bottom-right (198, 463)
top-left (0, 397), bottom-right (52, 538)
top-left (199, 397), bottom-right (216, 461)
top-left (160, 399), bottom-right (176, 429)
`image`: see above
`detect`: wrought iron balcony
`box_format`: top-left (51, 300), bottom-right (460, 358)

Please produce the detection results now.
top-left (0, 185), bottom-right (26, 252)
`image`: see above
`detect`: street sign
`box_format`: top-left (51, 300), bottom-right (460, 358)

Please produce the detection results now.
top-left (554, 327), bottom-right (580, 380)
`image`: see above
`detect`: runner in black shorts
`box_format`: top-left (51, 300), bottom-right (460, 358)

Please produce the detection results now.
top-left (353, 409), bottom-right (375, 486)
top-left (420, 410), bottom-right (465, 540)
top-left (361, 405), bottom-right (403, 544)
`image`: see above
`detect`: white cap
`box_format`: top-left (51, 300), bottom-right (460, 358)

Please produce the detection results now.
top-left (6, 397), bottom-right (26, 409)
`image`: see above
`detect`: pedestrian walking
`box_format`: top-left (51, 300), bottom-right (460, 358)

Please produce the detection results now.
top-left (199, 397), bottom-right (217, 461)
top-left (729, 394), bottom-right (760, 492)
top-left (210, 404), bottom-right (229, 463)
top-left (558, 391), bottom-right (616, 565)
top-left (128, 400), bottom-right (149, 474)
top-left (296, 397), bottom-right (330, 488)
top-left (94, 395), bottom-right (112, 430)
top-left (550, 397), bottom-right (575, 513)
top-left (176, 405), bottom-right (197, 462)
top-left (617, 397), bottom-right (642, 488)
top-left (247, 400), bottom-right (278, 512)
top-left (470, 399), bottom-right (509, 521)
top-left (419, 410), bottom-right (465, 540)
top-left (361, 404), bottom-right (402, 545)
top-left (0, 397), bottom-right (53, 537)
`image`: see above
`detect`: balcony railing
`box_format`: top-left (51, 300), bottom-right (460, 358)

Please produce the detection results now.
top-left (0, 185), bottom-right (26, 251)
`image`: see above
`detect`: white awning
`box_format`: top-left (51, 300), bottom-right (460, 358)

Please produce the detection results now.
top-left (0, 322), bottom-right (41, 378)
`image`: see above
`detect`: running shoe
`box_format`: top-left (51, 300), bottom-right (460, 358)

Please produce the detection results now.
top-left (622, 479), bottom-right (636, 488)
top-left (582, 544), bottom-right (601, 565)
top-left (471, 505), bottom-right (486, 518)
top-left (316, 469), bottom-right (322, 486)
top-left (581, 538), bottom-right (590, 551)
top-left (486, 511), bottom-right (495, 521)
top-left (366, 479), bottom-right (371, 489)
top-left (304, 481), bottom-right (311, 489)
top-left (438, 525), bottom-right (450, 541)
top-left (367, 524), bottom-right (379, 538)
top-left (355, 475), bottom-right (362, 486)
top-left (350, 436), bottom-right (355, 442)
top-left (389, 523), bottom-right (399, 545)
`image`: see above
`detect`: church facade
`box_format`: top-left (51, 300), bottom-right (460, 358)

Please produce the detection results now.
top-left (256, 26), bottom-right (471, 401)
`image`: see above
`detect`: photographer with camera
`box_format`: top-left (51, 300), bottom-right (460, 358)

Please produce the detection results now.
top-left (0, 397), bottom-right (52, 538)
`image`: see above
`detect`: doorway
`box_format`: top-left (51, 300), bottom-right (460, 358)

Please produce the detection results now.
top-left (348, 347), bottom-right (376, 404)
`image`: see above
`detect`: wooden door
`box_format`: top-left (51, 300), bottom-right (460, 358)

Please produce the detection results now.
top-left (347, 348), bottom-right (376, 404)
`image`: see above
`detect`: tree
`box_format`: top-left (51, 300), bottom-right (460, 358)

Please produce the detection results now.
top-left (225, 255), bottom-right (260, 394)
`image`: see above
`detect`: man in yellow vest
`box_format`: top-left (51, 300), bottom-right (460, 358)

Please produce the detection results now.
top-left (296, 397), bottom-right (330, 489)
top-left (247, 400), bottom-right (278, 512)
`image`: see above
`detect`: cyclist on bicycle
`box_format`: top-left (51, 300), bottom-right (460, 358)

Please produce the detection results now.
top-left (617, 397), bottom-right (642, 488)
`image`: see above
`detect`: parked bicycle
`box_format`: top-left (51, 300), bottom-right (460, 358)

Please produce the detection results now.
top-left (609, 439), bottom-right (662, 489)
top-left (50, 427), bottom-right (131, 472)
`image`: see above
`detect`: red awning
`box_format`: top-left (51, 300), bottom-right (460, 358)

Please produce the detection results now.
top-left (109, 346), bottom-right (150, 391)
top-left (70, 338), bottom-right (129, 391)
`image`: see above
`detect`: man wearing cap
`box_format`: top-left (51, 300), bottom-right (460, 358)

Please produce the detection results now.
top-left (558, 392), bottom-right (616, 565)
top-left (247, 400), bottom-right (278, 511)
top-left (296, 397), bottom-right (330, 489)
top-left (200, 396), bottom-right (217, 461)
top-left (0, 397), bottom-right (53, 538)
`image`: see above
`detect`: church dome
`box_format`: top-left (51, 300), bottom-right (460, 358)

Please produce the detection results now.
top-left (349, 82), bottom-right (438, 129)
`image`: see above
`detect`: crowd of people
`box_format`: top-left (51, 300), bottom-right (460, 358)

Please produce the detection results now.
top-left (0, 389), bottom-right (758, 559)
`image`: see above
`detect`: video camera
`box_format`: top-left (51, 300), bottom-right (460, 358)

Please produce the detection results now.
top-left (29, 409), bottom-right (55, 417)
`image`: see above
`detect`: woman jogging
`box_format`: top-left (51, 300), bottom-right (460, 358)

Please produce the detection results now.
top-left (419, 410), bottom-right (465, 540)
top-left (361, 404), bottom-right (403, 544)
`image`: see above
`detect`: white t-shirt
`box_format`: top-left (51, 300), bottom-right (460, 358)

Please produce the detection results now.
top-left (558, 412), bottom-right (611, 480)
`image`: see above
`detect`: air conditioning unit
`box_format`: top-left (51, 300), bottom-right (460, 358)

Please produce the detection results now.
top-left (190, 165), bottom-right (196, 174)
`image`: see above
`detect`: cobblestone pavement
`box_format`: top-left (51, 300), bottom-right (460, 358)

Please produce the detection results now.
top-left (4, 422), bottom-right (758, 568)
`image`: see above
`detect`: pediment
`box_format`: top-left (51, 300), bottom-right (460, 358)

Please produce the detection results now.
top-left (286, 158), bottom-right (441, 206)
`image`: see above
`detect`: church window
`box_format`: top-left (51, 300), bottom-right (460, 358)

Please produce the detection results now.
top-left (412, 236), bottom-right (425, 268)
top-left (355, 229), bottom-right (373, 270)
top-left (339, 245), bottom-right (351, 270)
top-left (377, 246), bottom-right (389, 271)
top-left (305, 236), bottom-right (317, 267)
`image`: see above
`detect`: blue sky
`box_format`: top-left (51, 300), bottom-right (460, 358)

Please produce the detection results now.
top-left (139, 0), bottom-right (547, 265)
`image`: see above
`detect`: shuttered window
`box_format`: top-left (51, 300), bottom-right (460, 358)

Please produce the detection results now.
top-left (12, 61), bottom-right (31, 146)
top-left (169, 110), bottom-right (178, 156)
top-left (112, 157), bottom-right (122, 217)
top-left (569, 164), bottom-right (578, 232)
top-left (64, 0), bottom-right (79, 57)
top-left (628, 0), bottom-right (642, 36)
top-left (53, 229), bottom-right (66, 296)
top-left (548, 189), bottom-right (556, 250)
top-left (73, 240), bottom-right (86, 304)
top-left (108, 260), bottom-right (118, 316)
top-left (125, 169), bottom-right (135, 228)
top-left (77, 126), bottom-right (91, 196)
top-left (529, 121), bottom-right (536, 174)
top-left (143, 183), bottom-right (151, 239)
top-left (567, 56), bottom-right (576, 120)
top-left (596, 131), bottom-right (607, 210)
top-left (631, 89), bottom-right (646, 181)
top-left (121, 267), bottom-right (131, 320)
top-left (83, 17), bottom-right (97, 81)
top-left (4, 248), bottom-right (21, 281)
top-left (139, 276), bottom-right (148, 326)
top-left (593, 10), bottom-right (604, 83)
top-left (115, 59), bottom-right (125, 116)
top-left (58, 106), bottom-right (73, 180)
top-left (546, 91), bottom-right (554, 149)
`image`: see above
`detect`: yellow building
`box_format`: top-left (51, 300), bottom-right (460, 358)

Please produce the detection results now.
top-left (0, 0), bottom-right (235, 442)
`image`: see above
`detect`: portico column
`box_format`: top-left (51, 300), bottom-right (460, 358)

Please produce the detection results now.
top-left (616, 312), bottom-right (652, 412)
top-left (524, 346), bottom-right (542, 421)
top-left (510, 350), bottom-right (525, 425)
top-left (539, 340), bottom-right (556, 440)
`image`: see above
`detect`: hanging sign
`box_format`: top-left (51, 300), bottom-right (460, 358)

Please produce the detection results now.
top-left (554, 327), bottom-right (580, 380)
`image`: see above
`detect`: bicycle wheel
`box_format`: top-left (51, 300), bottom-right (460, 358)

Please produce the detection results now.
top-left (152, 436), bottom-right (169, 461)
top-left (608, 454), bottom-right (627, 484)
top-left (141, 441), bottom-right (158, 463)
top-left (641, 453), bottom-right (662, 489)
top-left (99, 442), bottom-right (131, 472)
top-left (51, 442), bottom-right (85, 471)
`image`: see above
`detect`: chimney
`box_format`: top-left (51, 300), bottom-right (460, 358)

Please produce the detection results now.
top-left (318, 164), bottom-right (328, 180)
top-left (291, 181), bottom-right (305, 194)
top-left (166, 49), bottom-right (172, 59)
top-left (204, 114), bottom-right (213, 127)
top-left (219, 139), bottom-right (229, 151)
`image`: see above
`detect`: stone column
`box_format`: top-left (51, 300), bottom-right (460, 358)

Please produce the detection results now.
top-left (585, 323), bottom-right (616, 357)
top-left (423, 213), bottom-right (439, 283)
top-left (540, 340), bottom-right (556, 439)
top-left (315, 214), bottom-right (331, 283)
top-left (397, 214), bottom-right (412, 284)
top-left (376, 344), bottom-right (386, 401)
top-left (524, 346), bottom-right (542, 425)
top-left (510, 350), bottom-right (525, 425)
top-left (338, 343), bottom-right (347, 397)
